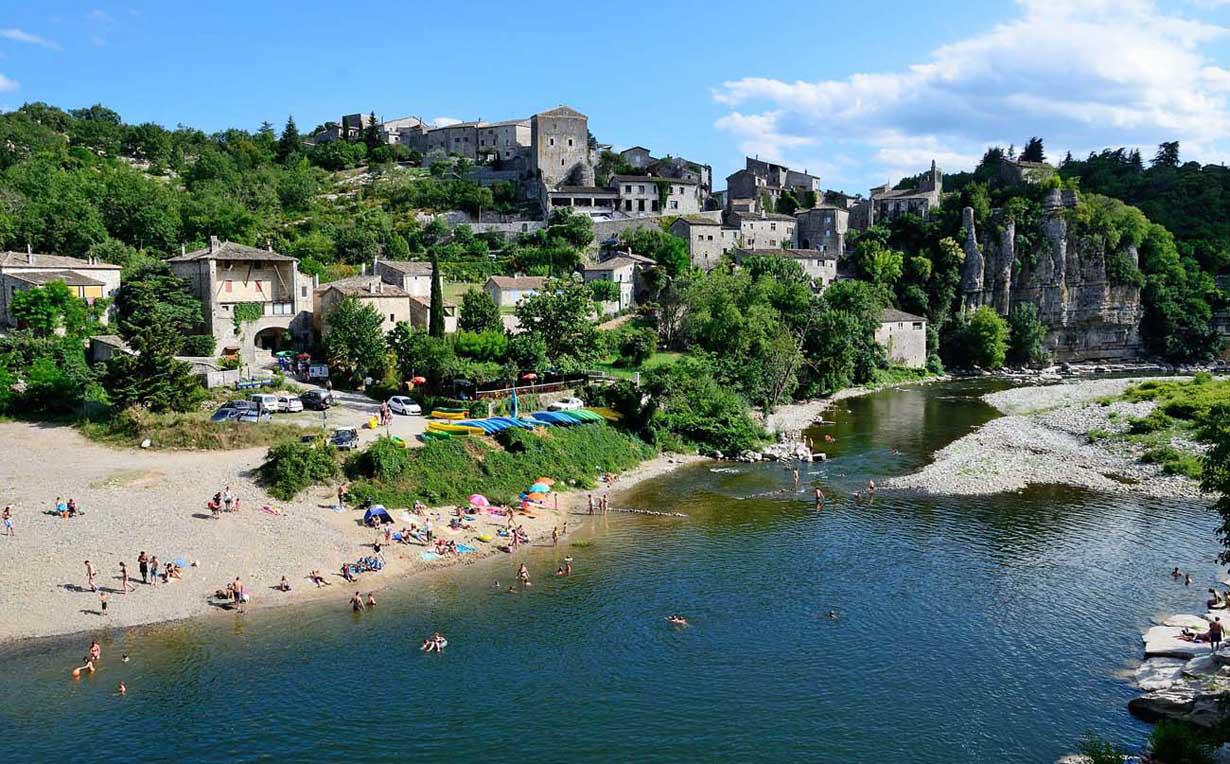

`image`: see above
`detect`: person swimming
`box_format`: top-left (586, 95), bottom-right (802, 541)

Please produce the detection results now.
top-left (71, 657), bottom-right (95, 678)
top-left (827, 610), bottom-right (838, 620)
top-left (665, 615), bottom-right (689, 626)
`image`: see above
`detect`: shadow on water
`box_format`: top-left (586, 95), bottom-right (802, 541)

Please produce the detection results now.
top-left (0, 379), bottom-right (1218, 764)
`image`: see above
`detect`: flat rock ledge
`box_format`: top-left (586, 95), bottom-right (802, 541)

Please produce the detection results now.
top-left (1130, 614), bottom-right (1230, 730)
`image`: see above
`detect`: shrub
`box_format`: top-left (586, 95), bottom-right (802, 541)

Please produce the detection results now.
top-left (260, 441), bottom-right (340, 500)
top-left (1076, 733), bottom-right (1126, 764)
top-left (619, 327), bottom-right (656, 367)
top-left (1128, 409), bottom-right (1177, 434)
top-left (181, 334), bottom-right (217, 356)
top-left (1142, 445), bottom-right (1203, 479)
top-left (1145, 720), bottom-right (1214, 764)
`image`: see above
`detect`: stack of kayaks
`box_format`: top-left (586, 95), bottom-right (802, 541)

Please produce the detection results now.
top-left (430, 407), bottom-right (469, 421)
top-left (585, 406), bottom-right (622, 422)
top-left (422, 410), bottom-right (606, 438)
top-left (530, 409), bottom-right (604, 426)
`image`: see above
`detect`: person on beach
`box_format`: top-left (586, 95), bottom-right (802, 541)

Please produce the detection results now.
top-left (278, 576), bottom-right (291, 592)
top-left (601, 494), bottom-right (609, 513)
top-left (56, 497), bottom-right (68, 521)
top-left (350, 591), bottom-right (364, 612)
top-left (2, 505), bottom-right (11, 537)
top-left (119, 562), bottom-right (135, 594)
top-left (84, 560), bottom-right (96, 591)
top-left (551, 527), bottom-right (559, 546)
top-left (149, 555), bottom-right (159, 587)
top-left (1209, 589), bottom-right (1224, 609)
top-left (341, 563), bottom-right (355, 583)
top-left (425, 517), bottom-right (433, 542)
top-left (233, 577), bottom-right (245, 612)
top-left (222, 486), bottom-right (234, 512)
top-left (517, 563), bottom-right (531, 587)
top-left (588, 494), bottom-right (594, 515)
top-left (309, 570), bottom-right (329, 587)
top-left (337, 483), bottom-right (348, 510)
top-left (99, 591), bottom-right (108, 615)
top-left (138, 552), bottom-right (149, 584)
top-left (1211, 617), bottom-right (1224, 654)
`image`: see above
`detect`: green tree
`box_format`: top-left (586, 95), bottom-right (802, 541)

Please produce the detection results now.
top-left (112, 261), bottom-right (202, 352)
top-left (620, 226), bottom-right (689, 276)
top-left (514, 277), bottom-right (597, 367)
top-left (458, 288), bottom-right (502, 333)
top-left (1006, 303), bottom-right (1049, 366)
top-left (276, 115), bottom-right (302, 163)
top-left (618, 327), bottom-right (656, 366)
top-left (947, 306), bottom-right (1009, 369)
top-left (323, 297), bottom-right (388, 383)
top-left (850, 228), bottom-right (905, 287)
top-left (1202, 405), bottom-right (1230, 565)
top-left (10, 281), bottom-right (91, 337)
top-left (388, 322), bottom-right (454, 387)
top-left (1021, 137), bottom-right (1046, 163)
top-left (428, 252), bottom-right (445, 338)
top-left (363, 110), bottom-right (382, 152)
top-left (102, 312), bottom-right (202, 413)
top-left (1152, 141), bottom-right (1180, 168)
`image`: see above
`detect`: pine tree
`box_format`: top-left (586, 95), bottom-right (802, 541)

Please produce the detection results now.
top-left (428, 252), bottom-right (445, 338)
top-left (276, 115), bottom-right (302, 163)
top-left (1021, 137), bottom-right (1045, 163)
top-left (363, 110), bottom-right (382, 152)
top-left (1152, 141), bottom-right (1180, 168)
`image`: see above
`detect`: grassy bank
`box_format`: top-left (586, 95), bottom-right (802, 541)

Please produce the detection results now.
top-left (79, 408), bottom-right (313, 450)
top-left (343, 424), bottom-right (656, 508)
top-left (1092, 374), bottom-right (1230, 478)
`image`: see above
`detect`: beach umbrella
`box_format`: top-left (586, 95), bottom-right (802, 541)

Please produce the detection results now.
top-left (521, 372), bottom-right (538, 381)
top-left (535, 477), bottom-right (556, 486)
top-left (526, 492), bottom-right (547, 501)
top-left (411, 376), bottom-right (427, 385)
top-left (528, 482), bottom-right (551, 494)
top-left (469, 494), bottom-right (490, 507)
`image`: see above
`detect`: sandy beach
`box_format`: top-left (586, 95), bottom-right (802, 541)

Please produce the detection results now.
top-left (0, 420), bottom-right (702, 645)
top-left (884, 377), bottom-right (1205, 498)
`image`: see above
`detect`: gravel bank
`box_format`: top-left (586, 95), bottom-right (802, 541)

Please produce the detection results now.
top-left (884, 378), bottom-right (1205, 498)
top-left (0, 422), bottom-right (699, 645)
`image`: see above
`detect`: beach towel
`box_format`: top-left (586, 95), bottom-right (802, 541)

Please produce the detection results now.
top-left (420, 551), bottom-right (442, 561)
top-left (456, 544), bottom-right (476, 554)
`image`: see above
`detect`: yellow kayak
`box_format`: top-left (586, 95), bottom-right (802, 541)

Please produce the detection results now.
top-left (427, 422), bottom-right (485, 434)
top-left (585, 406), bottom-right (622, 422)
top-left (430, 411), bottom-right (469, 420)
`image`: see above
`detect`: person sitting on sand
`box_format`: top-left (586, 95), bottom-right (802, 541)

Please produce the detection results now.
top-left (278, 576), bottom-right (291, 592)
top-left (67, 498), bottom-right (79, 517)
top-left (167, 562), bottom-right (182, 581)
top-left (341, 563), bottom-right (355, 583)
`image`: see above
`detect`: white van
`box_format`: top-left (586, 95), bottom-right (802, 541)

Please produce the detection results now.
top-left (249, 393), bottom-right (283, 413)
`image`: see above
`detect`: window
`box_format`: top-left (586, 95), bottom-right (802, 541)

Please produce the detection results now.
top-left (549, 138), bottom-right (555, 146)
top-left (390, 313), bottom-right (396, 323)
top-left (670, 200), bottom-right (678, 209)
top-left (638, 185), bottom-right (645, 193)
top-left (301, 286), bottom-right (308, 298)
top-left (770, 223), bottom-right (777, 231)
top-left (912, 322), bottom-right (924, 330)
top-left (624, 185), bottom-right (631, 193)
top-left (638, 199), bottom-right (645, 212)
top-left (567, 138), bottom-right (573, 147)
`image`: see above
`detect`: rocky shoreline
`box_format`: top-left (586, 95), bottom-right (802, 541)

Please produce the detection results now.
top-left (883, 377), bottom-right (1205, 499)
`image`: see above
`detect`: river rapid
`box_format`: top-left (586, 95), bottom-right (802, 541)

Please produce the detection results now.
top-left (0, 379), bottom-right (1217, 763)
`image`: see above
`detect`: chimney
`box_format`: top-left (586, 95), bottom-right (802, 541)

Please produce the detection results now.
top-left (361, 263), bottom-right (367, 275)
top-left (312, 274), bottom-right (319, 288)
top-left (26, 243), bottom-right (33, 264)
top-left (266, 238), bottom-right (272, 252)
top-left (180, 244), bottom-right (186, 256)
top-left (209, 235), bottom-right (220, 253)
top-left (376, 281), bottom-right (383, 294)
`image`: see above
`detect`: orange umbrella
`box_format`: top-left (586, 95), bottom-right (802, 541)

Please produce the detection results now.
top-left (535, 477), bottom-right (556, 485)
top-left (526, 492), bottom-right (547, 501)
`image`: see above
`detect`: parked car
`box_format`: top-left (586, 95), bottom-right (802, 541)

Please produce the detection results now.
top-left (276, 393), bottom-right (304, 413)
top-left (329, 427), bottom-right (360, 450)
top-left (212, 403), bottom-right (271, 423)
top-left (238, 408), bottom-right (273, 423)
top-left (300, 390), bottom-right (335, 410)
top-left (211, 408), bottom-right (241, 423)
top-left (250, 393), bottom-right (283, 413)
top-left (548, 397), bottom-right (584, 412)
top-left (387, 396), bottom-right (422, 415)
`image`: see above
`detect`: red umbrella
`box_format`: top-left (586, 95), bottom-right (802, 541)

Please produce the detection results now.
top-left (521, 372), bottom-right (538, 381)
top-left (410, 376), bottom-right (427, 385)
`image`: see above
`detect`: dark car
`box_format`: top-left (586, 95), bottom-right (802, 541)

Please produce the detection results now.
top-left (300, 390), bottom-right (335, 410)
top-left (329, 427), bottom-right (359, 450)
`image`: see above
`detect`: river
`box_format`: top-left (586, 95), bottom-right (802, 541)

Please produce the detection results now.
top-left (0, 380), bottom-right (1217, 763)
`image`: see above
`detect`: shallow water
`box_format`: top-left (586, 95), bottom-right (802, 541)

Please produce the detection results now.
top-left (0, 380), bottom-right (1218, 763)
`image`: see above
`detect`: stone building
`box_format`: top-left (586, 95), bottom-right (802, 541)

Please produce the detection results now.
top-left (407, 295), bottom-right (458, 334)
top-left (0, 248), bottom-right (122, 328)
top-left (669, 216), bottom-right (738, 270)
top-left (727, 157), bottom-right (820, 214)
top-left (733, 248), bottom-right (838, 289)
top-left (620, 146), bottom-right (653, 169)
top-left (729, 210), bottom-right (796, 250)
top-left (478, 119), bottom-right (532, 163)
top-left (168, 237), bottom-right (313, 362)
top-left (794, 205), bottom-right (849, 258)
top-left (372, 259), bottom-right (434, 298)
top-left (547, 186), bottom-right (620, 218)
top-left (314, 276), bottom-right (412, 337)
top-left (876, 309), bottom-right (928, 368)
top-left (612, 175), bottom-right (701, 216)
top-left (531, 106), bottom-right (593, 191)
top-left (866, 161), bottom-right (943, 227)
top-left (379, 116), bottom-right (426, 146)
top-left (582, 255), bottom-right (643, 311)
top-left (998, 157), bottom-right (1056, 188)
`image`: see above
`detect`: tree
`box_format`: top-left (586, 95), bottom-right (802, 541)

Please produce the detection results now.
top-left (1006, 303), bottom-right (1049, 366)
top-left (1202, 405), bottom-right (1230, 565)
top-left (363, 111), bottom-right (382, 152)
top-left (1152, 141), bottom-right (1180, 169)
top-left (388, 323), bottom-right (454, 388)
top-left (849, 228), bottom-right (904, 288)
top-left (1021, 137), bottom-right (1046, 163)
top-left (112, 261), bottom-right (203, 352)
top-left (458, 288), bottom-right (502, 333)
top-left (322, 297), bottom-right (388, 383)
top-left (589, 279), bottom-right (621, 303)
top-left (620, 226), bottom-right (689, 276)
top-left (10, 282), bottom-right (91, 337)
top-left (102, 312), bottom-right (201, 413)
top-left (428, 252), bottom-right (445, 338)
top-left (514, 277), bottom-right (597, 367)
top-left (947, 306), bottom-right (1009, 369)
top-left (618, 327), bottom-right (656, 366)
top-left (276, 115), bottom-right (302, 163)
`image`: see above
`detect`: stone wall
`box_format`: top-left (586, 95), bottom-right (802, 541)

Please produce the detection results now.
top-left (960, 198), bottom-right (1144, 362)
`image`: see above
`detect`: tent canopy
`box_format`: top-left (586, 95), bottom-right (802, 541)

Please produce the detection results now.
top-left (364, 505), bottom-right (393, 524)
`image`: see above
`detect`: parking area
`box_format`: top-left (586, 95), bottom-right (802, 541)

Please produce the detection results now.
top-left (277, 385), bottom-right (430, 447)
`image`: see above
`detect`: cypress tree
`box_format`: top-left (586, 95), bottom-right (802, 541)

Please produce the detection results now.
top-left (429, 252), bottom-right (445, 338)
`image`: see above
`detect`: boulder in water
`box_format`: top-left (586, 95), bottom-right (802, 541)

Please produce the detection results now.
top-left (1143, 625), bottom-right (1212, 659)
top-left (1128, 684), bottom-right (1199, 722)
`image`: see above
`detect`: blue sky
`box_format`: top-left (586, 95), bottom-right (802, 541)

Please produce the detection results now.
top-left (3, 1), bottom-right (1230, 193)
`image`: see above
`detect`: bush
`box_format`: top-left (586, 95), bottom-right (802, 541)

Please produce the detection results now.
top-left (1128, 409), bottom-right (1176, 434)
top-left (260, 441), bottom-right (340, 500)
top-left (1145, 720), bottom-right (1214, 764)
top-left (1076, 734), bottom-right (1127, 764)
top-left (1007, 303), bottom-right (1049, 366)
top-left (1142, 445), bottom-right (1203, 479)
top-left (619, 327), bottom-right (657, 367)
top-left (181, 334), bottom-right (217, 356)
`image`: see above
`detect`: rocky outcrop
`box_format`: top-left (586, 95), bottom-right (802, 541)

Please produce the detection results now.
top-left (960, 192), bottom-right (1143, 361)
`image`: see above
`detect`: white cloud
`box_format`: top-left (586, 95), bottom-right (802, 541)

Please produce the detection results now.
top-left (0, 73), bottom-right (19, 92)
top-left (430, 116), bottom-right (462, 128)
top-left (713, 0), bottom-right (1230, 192)
top-left (0, 28), bottom-right (59, 49)
top-left (87, 9), bottom-right (114, 23)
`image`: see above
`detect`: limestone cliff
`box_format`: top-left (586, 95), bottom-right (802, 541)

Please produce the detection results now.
top-left (961, 190), bottom-right (1143, 361)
